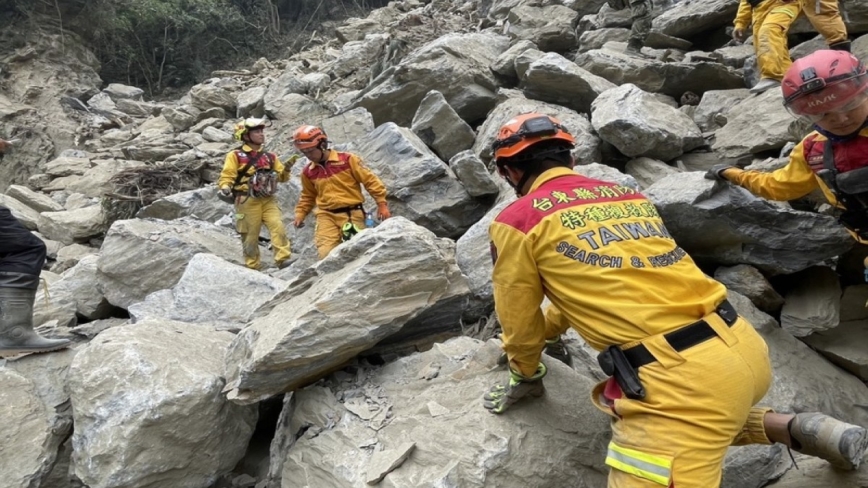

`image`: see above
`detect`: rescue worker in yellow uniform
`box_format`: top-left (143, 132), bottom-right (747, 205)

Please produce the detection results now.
top-left (218, 118), bottom-right (295, 270)
top-left (483, 113), bottom-right (868, 487)
top-left (291, 125), bottom-right (391, 260)
top-left (708, 50), bottom-right (868, 281)
top-left (732, 0), bottom-right (802, 94)
top-left (800, 0), bottom-right (850, 52)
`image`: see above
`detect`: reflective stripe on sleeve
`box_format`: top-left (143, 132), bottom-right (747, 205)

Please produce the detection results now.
top-left (605, 441), bottom-right (672, 486)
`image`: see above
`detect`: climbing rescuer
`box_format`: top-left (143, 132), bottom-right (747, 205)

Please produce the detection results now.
top-left (291, 125), bottom-right (391, 260)
top-left (707, 50), bottom-right (868, 282)
top-left (732, 0), bottom-right (802, 94)
top-left (486, 112), bottom-right (868, 487)
top-left (218, 118), bottom-right (296, 270)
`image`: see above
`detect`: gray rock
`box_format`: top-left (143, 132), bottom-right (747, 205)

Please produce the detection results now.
top-left (356, 123), bottom-right (487, 238)
top-left (714, 264), bottom-right (784, 313)
top-left (0, 194), bottom-right (40, 229)
top-left (236, 85), bottom-right (266, 118)
top-left (521, 52), bottom-right (617, 115)
top-left (712, 87), bottom-right (801, 159)
top-left (448, 150), bottom-right (499, 198)
top-left (490, 39), bottom-right (538, 81)
top-left (129, 253), bottom-right (287, 327)
top-left (411, 90), bottom-right (476, 162)
top-left (644, 172), bottom-right (852, 275)
top-left (506, 5), bottom-right (579, 52)
top-left (353, 32), bottom-right (509, 126)
top-left (625, 157), bottom-right (681, 189)
top-left (274, 337), bottom-right (610, 487)
top-left (780, 266), bottom-right (841, 337)
top-left (96, 217), bottom-right (242, 308)
top-left (137, 186), bottom-right (233, 223)
top-left (575, 47), bottom-right (745, 98)
top-left (693, 89), bottom-right (751, 132)
top-left (591, 84), bottom-right (704, 161)
top-left (223, 218), bottom-right (474, 404)
top-left (37, 205), bottom-right (105, 245)
top-left (68, 320), bottom-right (257, 488)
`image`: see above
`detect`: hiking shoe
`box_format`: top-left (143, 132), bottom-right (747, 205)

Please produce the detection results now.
top-left (789, 413), bottom-right (868, 470)
top-left (544, 336), bottom-right (572, 366)
top-left (750, 78), bottom-right (781, 94)
top-left (276, 257), bottom-right (297, 270)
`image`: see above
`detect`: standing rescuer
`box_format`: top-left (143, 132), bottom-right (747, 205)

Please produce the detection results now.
top-left (0, 138), bottom-right (71, 357)
top-left (218, 118), bottom-right (295, 270)
top-left (291, 125), bottom-right (391, 260)
top-left (484, 113), bottom-right (868, 486)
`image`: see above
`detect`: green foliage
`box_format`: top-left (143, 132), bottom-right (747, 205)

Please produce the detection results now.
top-left (2, 0), bottom-right (391, 95)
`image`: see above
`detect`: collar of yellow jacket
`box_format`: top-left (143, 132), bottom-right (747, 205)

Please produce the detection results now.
top-left (527, 166), bottom-right (575, 192)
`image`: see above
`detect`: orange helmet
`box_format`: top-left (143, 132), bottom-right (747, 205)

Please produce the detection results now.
top-left (492, 113), bottom-right (575, 164)
top-left (292, 125), bottom-right (327, 150)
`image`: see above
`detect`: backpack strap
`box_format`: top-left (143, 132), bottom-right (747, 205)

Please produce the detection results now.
top-left (230, 149), bottom-right (257, 191)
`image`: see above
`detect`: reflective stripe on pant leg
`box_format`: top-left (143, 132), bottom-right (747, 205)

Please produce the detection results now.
top-left (606, 442), bottom-right (672, 486)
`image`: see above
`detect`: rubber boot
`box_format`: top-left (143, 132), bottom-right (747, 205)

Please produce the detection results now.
top-left (0, 272), bottom-right (71, 357)
top-left (830, 41), bottom-right (851, 52)
top-left (789, 413), bottom-right (868, 470)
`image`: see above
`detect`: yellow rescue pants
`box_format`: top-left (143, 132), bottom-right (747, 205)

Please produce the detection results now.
top-left (751, 0), bottom-right (801, 81)
top-left (314, 208), bottom-right (366, 260)
top-left (589, 314), bottom-right (773, 487)
top-left (800, 0), bottom-right (848, 45)
top-left (235, 195), bottom-right (291, 270)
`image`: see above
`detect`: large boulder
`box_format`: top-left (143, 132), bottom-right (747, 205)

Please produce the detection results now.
top-left (223, 218), bottom-right (475, 404)
top-left (353, 32), bottom-right (509, 126)
top-left (68, 320), bottom-right (257, 488)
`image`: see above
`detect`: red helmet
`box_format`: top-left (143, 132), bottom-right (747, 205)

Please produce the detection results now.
top-left (292, 125), bottom-right (327, 150)
top-left (782, 50), bottom-right (868, 119)
top-left (491, 113), bottom-right (575, 163)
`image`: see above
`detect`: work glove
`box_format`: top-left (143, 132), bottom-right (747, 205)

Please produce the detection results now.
top-left (219, 186), bottom-right (232, 197)
top-left (483, 363), bottom-right (547, 414)
top-left (704, 164), bottom-right (737, 182)
top-left (293, 216), bottom-right (305, 228)
top-left (377, 202), bottom-right (392, 220)
top-left (732, 27), bottom-right (747, 43)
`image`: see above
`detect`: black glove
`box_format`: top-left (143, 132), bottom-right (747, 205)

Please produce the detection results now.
top-left (705, 164), bottom-right (737, 181)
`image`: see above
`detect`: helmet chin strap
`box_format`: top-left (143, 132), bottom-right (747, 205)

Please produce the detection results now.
top-left (501, 167), bottom-right (534, 197)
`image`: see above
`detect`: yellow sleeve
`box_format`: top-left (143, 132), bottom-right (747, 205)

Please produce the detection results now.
top-left (217, 151), bottom-right (241, 189)
top-left (544, 304), bottom-right (571, 339)
top-left (272, 155), bottom-right (289, 183)
top-left (727, 141), bottom-right (820, 201)
top-left (490, 221), bottom-right (546, 378)
top-left (349, 154), bottom-right (388, 204)
top-left (294, 170), bottom-right (317, 220)
top-left (734, 0), bottom-right (752, 30)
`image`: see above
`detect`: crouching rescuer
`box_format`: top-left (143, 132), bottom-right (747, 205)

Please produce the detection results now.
top-left (482, 113), bottom-right (868, 486)
top-left (219, 118), bottom-right (295, 270)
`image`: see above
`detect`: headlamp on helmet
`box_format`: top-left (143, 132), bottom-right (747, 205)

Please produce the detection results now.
top-left (491, 113), bottom-right (575, 163)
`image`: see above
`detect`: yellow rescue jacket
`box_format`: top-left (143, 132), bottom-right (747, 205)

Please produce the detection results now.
top-left (490, 167), bottom-right (727, 378)
top-left (725, 125), bottom-right (868, 242)
top-left (217, 144), bottom-right (290, 194)
top-left (294, 149), bottom-right (388, 220)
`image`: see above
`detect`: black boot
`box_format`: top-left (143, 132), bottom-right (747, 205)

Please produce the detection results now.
top-left (0, 272), bottom-right (71, 357)
top-left (544, 336), bottom-right (572, 366)
top-left (830, 41), bottom-right (851, 52)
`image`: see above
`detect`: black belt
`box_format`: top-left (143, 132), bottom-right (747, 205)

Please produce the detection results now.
top-left (323, 204), bottom-right (363, 214)
top-left (622, 300), bottom-right (739, 369)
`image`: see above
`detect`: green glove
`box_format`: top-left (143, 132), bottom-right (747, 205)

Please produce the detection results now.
top-left (483, 363), bottom-right (547, 414)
